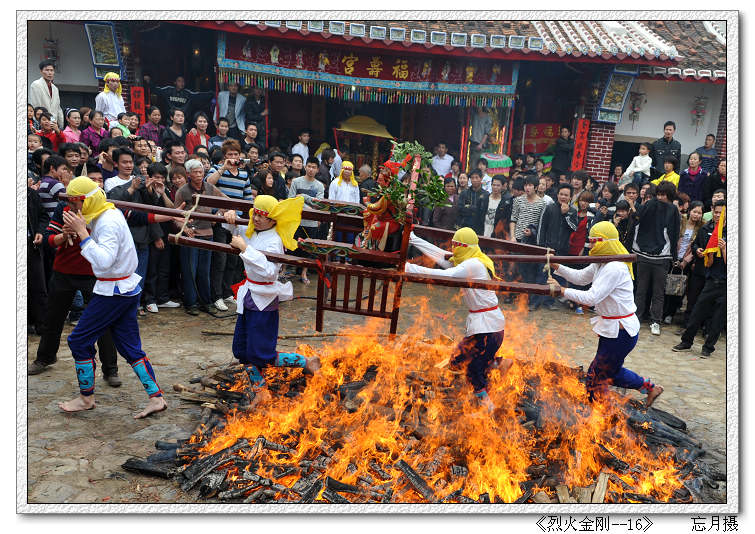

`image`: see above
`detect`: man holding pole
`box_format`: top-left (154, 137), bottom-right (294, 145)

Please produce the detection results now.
top-left (546, 221), bottom-right (664, 407)
top-left (222, 195), bottom-right (321, 406)
top-left (405, 228), bottom-right (512, 413)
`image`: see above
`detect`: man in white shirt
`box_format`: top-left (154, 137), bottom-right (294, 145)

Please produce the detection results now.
top-left (405, 227), bottom-right (512, 413)
top-left (58, 176), bottom-right (168, 418)
top-left (291, 129), bottom-right (311, 162)
top-left (431, 142), bottom-right (454, 177)
top-left (547, 221), bottom-right (664, 408)
top-left (104, 148), bottom-right (135, 193)
top-left (29, 59), bottom-right (64, 126)
top-left (95, 72), bottom-right (127, 124)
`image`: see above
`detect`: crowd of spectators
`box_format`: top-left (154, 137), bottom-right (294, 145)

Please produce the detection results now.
top-left (27, 61), bottom-right (728, 381)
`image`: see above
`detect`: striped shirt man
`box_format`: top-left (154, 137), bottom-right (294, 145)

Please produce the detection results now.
top-left (208, 164), bottom-right (252, 201)
top-left (37, 176), bottom-right (65, 219)
top-left (511, 195), bottom-right (546, 241)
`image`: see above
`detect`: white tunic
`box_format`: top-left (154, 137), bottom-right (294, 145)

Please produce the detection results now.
top-left (555, 262), bottom-right (640, 338)
top-left (405, 233), bottom-right (506, 337)
top-left (95, 91), bottom-right (127, 123)
top-left (224, 224), bottom-right (293, 314)
top-left (80, 208), bottom-right (140, 296)
top-left (327, 179), bottom-right (361, 204)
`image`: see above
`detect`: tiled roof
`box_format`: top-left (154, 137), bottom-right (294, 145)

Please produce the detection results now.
top-left (641, 20), bottom-right (726, 81)
top-left (204, 20), bottom-right (682, 63)
top-left (198, 20), bottom-right (726, 82)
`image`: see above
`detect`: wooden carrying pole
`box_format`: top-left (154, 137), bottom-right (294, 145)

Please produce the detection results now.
top-left (167, 234), bottom-right (555, 296)
top-left (482, 254), bottom-right (636, 264)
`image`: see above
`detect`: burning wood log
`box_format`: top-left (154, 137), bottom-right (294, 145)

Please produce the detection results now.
top-left (532, 491), bottom-right (553, 504)
top-left (573, 486), bottom-right (593, 504)
top-left (198, 471), bottom-right (226, 498)
top-left (295, 478), bottom-right (324, 503)
top-left (591, 472), bottom-right (610, 503)
top-left (218, 484), bottom-right (258, 501)
top-left (598, 443), bottom-right (629, 472)
top-left (325, 476), bottom-right (383, 499)
top-left (321, 488), bottom-right (352, 504)
top-left (395, 459), bottom-right (436, 502)
top-left (555, 485), bottom-right (577, 503)
top-left (180, 439), bottom-right (249, 491)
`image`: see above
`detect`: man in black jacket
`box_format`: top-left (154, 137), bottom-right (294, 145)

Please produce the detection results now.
top-left (651, 121), bottom-right (682, 178)
top-left (456, 170), bottom-right (489, 235)
top-left (548, 126), bottom-right (574, 177)
top-left (537, 183), bottom-right (576, 309)
top-left (672, 201), bottom-right (726, 357)
top-left (631, 181), bottom-right (680, 336)
top-left (28, 187), bottom-right (50, 334)
top-left (145, 75), bottom-right (213, 122)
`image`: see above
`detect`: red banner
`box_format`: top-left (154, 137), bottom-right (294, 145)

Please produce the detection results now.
top-left (225, 35), bottom-right (513, 87)
top-left (130, 86), bottom-right (146, 125)
top-left (523, 123), bottom-right (559, 154)
top-left (571, 119), bottom-right (590, 171)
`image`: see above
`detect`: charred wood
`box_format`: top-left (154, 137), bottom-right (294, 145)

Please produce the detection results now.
top-left (121, 458), bottom-right (176, 479)
top-left (395, 459), bottom-right (436, 502)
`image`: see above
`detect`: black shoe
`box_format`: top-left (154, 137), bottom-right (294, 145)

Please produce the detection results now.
top-left (672, 342), bottom-right (692, 352)
top-left (104, 373), bottom-right (122, 387)
top-left (186, 306), bottom-right (199, 316)
top-left (700, 347), bottom-right (713, 358)
top-left (28, 361), bottom-right (50, 375)
top-left (198, 304), bottom-right (211, 314)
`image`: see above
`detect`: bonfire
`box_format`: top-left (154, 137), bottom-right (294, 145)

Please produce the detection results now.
top-left (123, 299), bottom-right (725, 504)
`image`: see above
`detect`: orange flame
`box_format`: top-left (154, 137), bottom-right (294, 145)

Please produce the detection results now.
top-left (193, 299), bottom-right (684, 502)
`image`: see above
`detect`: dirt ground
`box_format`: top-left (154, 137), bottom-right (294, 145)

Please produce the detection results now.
top-left (24, 281), bottom-right (728, 504)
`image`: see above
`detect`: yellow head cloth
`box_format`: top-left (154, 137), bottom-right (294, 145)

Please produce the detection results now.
top-left (103, 72), bottom-right (122, 97)
top-left (449, 227), bottom-right (500, 280)
top-left (588, 221), bottom-right (634, 279)
top-left (66, 176), bottom-right (115, 224)
top-left (245, 195), bottom-right (304, 251)
top-left (336, 161), bottom-right (357, 186)
top-left (314, 142), bottom-right (330, 158)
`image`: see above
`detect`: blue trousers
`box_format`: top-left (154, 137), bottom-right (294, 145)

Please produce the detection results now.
top-left (179, 237), bottom-right (212, 308)
top-left (135, 245), bottom-right (149, 292)
top-left (232, 307), bottom-right (306, 391)
top-left (67, 293), bottom-right (162, 398)
top-left (450, 330), bottom-right (505, 393)
top-left (586, 329), bottom-right (649, 401)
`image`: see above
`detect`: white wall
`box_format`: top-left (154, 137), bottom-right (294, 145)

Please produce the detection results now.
top-left (613, 78), bottom-right (724, 155)
top-left (27, 21), bottom-right (99, 92)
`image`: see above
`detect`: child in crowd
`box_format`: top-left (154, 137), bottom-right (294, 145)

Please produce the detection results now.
top-left (621, 142), bottom-right (652, 188)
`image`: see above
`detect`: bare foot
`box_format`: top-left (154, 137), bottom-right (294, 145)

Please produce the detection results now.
top-left (249, 388), bottom-right (272, 409)
top-left (303, 356), bottom-right (321, 375)
top-left (58, 395), bottom-right (95, 413)
top-left (645, 385), bottom-right (664, 408)
top-left (496, 358), bottom-right (514, 376)
top-left (134, 396), bottom-right (168, 419)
